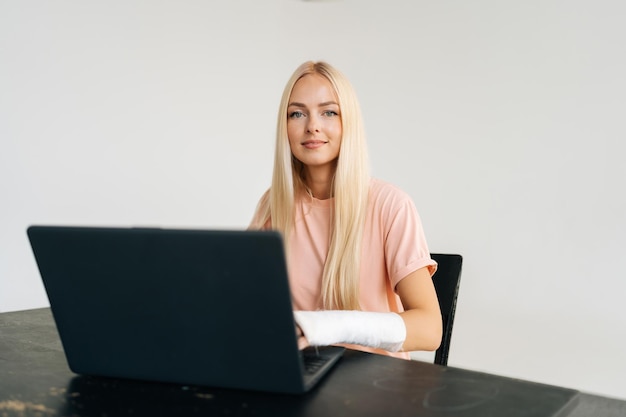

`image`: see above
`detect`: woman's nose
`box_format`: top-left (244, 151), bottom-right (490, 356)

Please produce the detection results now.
top-left (306, 115), bottom-right (320, 133)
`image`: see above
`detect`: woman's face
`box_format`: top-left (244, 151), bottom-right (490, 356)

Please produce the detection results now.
top-left (287, 73), bottom-right (342, 174)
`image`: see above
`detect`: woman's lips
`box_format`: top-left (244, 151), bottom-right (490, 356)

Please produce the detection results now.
top-left (302, 140), bottom-right (327, 149)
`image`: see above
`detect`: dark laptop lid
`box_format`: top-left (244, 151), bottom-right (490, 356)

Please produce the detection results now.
top-left (27, 225), bottom-right (329, 394)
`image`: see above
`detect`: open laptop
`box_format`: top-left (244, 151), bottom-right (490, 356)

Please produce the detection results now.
top-left (26, 225), bottom-right (344, 394)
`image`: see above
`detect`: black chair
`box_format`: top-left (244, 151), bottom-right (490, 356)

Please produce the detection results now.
top-left (430, 253), bottom-right (463, 366)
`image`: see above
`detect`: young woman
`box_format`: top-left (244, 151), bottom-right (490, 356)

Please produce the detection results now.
top-left (249, 61), bottom-right (442, 359)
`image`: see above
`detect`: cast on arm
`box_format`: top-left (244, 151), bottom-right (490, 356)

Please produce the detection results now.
top-left (293, 310), bottom-right (407, 352)
top-left (294, 266), bottom-right (442, 354)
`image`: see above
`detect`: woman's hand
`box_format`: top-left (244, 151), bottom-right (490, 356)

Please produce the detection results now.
top-left (296, 323), bottom-right (310, 350)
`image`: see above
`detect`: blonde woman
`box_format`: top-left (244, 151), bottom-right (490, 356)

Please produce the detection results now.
top-left (249, 61), bottom-right (442, 359)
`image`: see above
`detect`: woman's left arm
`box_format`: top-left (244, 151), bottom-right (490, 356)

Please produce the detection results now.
top-left (396, 266), bottom-right (443, 352)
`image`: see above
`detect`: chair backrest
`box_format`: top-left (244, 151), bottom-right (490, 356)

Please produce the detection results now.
top-left (430, 253), bottom-right (463, 366)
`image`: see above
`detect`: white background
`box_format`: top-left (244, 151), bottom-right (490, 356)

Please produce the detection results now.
top-left (1, 0), bottom-right (625, 400)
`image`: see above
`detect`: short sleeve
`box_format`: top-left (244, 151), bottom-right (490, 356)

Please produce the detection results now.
top-left (377, 183), bottom-right (437, 289)
top-left (248, 189), bottom-right (271, 230)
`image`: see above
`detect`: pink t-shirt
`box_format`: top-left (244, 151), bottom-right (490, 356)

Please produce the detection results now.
top-left (251, 178), bottom-right (436, 359)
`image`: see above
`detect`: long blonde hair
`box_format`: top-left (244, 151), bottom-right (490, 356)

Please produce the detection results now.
top-left (253, 61), bottom-right (370, 310)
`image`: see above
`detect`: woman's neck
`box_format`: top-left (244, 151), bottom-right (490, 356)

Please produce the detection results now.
top-left (303, 164), bottom-right (336, 200)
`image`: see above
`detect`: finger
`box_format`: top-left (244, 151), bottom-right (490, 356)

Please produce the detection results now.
top-left (297, 335), bottom-right (310, 350)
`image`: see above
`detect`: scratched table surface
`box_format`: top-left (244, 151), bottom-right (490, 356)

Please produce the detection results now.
top-left (1, 308), bottom-right (624, 417)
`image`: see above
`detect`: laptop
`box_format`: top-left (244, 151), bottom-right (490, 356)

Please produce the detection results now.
top-left (26, 225), bottom-right (344, 394)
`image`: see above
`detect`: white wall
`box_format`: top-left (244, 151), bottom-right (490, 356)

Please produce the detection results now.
top-left (2, 0), bottom-right (625, 400)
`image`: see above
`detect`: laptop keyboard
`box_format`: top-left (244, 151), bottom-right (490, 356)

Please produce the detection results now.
top-left (302, 348), bottom-right (333, 375)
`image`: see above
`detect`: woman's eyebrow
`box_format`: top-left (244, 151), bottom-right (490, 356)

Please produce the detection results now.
top-left (288, 101), bottom-right (339, 107)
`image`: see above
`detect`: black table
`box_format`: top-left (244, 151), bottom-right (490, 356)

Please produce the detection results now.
top-left (1, 308), bottom-right (624, 417)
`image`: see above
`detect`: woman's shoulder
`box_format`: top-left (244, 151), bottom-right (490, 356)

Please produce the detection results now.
top-left (367, 178), bottom-right (420, 227)
top-left (368, 178), bottom-right (413, 203)
top-left (249, 188), bottom-right (271, 230)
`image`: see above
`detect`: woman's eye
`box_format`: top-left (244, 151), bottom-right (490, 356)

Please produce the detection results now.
top-left (289, 111), bottom-right (305, 119)
top-left (323, 110), bottom-right (338, 117)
